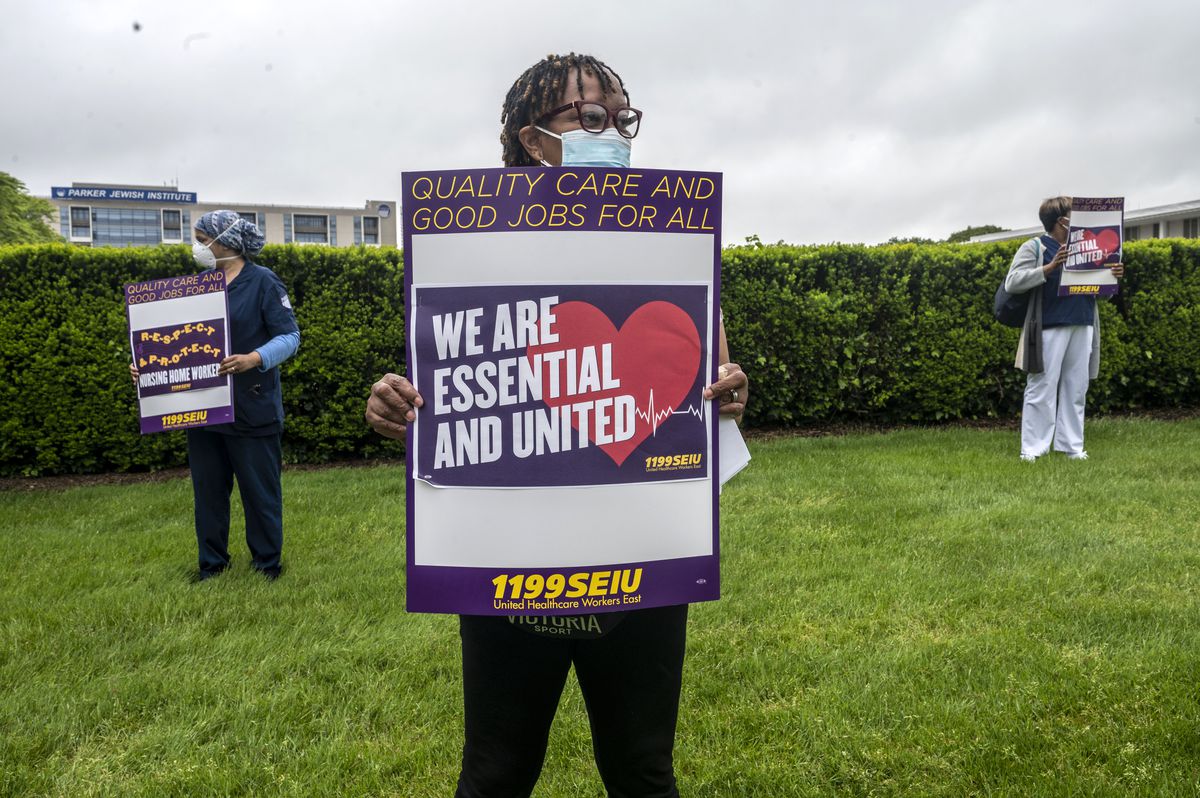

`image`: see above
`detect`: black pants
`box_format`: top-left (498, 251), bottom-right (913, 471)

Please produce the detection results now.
top-left (455, 604), bottom-right (688, 798)
top-left (187, 428), bottom-right (283, 575)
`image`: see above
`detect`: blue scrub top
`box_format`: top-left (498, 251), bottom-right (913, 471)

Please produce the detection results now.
top-left (212, 262), bottom-right (299, 436)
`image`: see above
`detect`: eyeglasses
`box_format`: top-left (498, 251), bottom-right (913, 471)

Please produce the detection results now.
top-left (537, 101), bottom-right (642, 139)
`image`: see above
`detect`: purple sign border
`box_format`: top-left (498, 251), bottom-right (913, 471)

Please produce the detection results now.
top-left (139, 405), bottom-right (235, 434)
top-left (403, 166), bottom-right (723, 615)
top-left (406, 555), bottom-right (720, 615)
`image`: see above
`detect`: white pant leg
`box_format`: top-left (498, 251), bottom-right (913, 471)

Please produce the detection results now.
top-left (1052, 325), bottom-right (1092, 454)
top-left (1021, 327), bottom-right (1071, 457)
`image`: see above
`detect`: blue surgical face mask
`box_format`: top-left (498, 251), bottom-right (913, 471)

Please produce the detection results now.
top-left (536, 126), bottom-right (632, 169)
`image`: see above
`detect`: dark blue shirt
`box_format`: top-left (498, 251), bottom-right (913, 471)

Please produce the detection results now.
top-left (1040, 235), bottom-right (1095, 328)
top-left (212, 262), bottom-right (299, 436)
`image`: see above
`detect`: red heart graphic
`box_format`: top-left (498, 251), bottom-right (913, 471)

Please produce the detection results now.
top-left (1081, 229), bottom-right (1120, 265)
top-left (526, 301), bottom-right (702, 466)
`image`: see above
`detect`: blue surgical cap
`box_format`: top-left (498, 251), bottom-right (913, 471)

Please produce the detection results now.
top-left (195, 209), bottom-right (266, 257)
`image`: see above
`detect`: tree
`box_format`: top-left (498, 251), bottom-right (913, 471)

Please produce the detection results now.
top-left (886, 235), bottom-right (937, 245)
top-left (0, 172), bottom-right (63, 245)
top-left (946, 224), bottom-right (1008, 243)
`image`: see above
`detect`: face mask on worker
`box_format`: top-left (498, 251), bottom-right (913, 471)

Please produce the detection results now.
top-left (536, 127), bottom-right (632, 169)
top-left (192, 224), bottom-right (242, 268)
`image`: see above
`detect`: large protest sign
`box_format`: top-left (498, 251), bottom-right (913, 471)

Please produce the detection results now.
top-left (126, 271), bottom-right (233, 433)
top-left (1059, 197), bottom-right (1123, 297)
top-left (404, 166), bottom-right (722, 615)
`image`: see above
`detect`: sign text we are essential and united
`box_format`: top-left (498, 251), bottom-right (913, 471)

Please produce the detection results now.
top-left (427, 295), bottom-right (637, 469)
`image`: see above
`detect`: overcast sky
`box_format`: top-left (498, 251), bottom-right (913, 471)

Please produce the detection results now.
top-left (3, 0), bottom-right (1197, 245)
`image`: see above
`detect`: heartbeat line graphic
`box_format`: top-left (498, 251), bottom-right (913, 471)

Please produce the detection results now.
top-left (633, 389), bottom-right (706, 435)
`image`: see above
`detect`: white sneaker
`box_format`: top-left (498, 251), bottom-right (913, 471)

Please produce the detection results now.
top-left (1067, 451), bottom-right (1089, 461)
top-left (1019, 453), bottom-right (1038, 462)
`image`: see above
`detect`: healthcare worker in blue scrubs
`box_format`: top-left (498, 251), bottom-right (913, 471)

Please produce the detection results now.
top-left (133, 210), bottom-right (299, 580)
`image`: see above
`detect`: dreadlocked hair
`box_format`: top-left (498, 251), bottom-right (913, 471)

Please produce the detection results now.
top-left (500, 53), bottom-right (629, 168)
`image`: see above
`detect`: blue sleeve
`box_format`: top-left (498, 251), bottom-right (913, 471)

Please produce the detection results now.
top-left (256, 330), bottom-right (300, 371)
top-left (255, 270), bottom-right (300, 370)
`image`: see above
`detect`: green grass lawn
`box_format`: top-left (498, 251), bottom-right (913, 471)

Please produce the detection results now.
top-left (2, 417), bottom-right (1198, 797)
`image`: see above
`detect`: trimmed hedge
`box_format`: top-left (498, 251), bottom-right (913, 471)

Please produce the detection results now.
top-left (720, 236), bottom-right (1200, 427)
top-left (1, 239), bottom-right (1197, 476)
top-left (0, 244), bottom-right (406, 476)
top-left (723, 238), bottom-right (1200, 426)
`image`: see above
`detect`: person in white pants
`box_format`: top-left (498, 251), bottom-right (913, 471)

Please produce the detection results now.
top-left (1004, 196), bottom-right (1124, 461)
top-left (1022, 325), bottom-right (1091, 457)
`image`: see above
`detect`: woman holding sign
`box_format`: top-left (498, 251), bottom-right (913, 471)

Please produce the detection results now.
top-left (1004, 196), bottom-right (1123, 461)
top-left (367, 53), bottom-right (749, 798)
top-left (131, 211), bottom-right (299, 580)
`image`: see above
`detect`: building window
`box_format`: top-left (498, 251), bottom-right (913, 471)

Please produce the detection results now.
top-left (1184, 218), bottom-right (1199, 238)
top-left (293, 213), bottom-right (328, 244)
top-left (59, 206), bottom-right (69, 239)
top-left (1151, 222), bottom-right (1161, 238)
top-left (238, 211), bottom-right (258, 225)
top-left (1124, 225), bottom-right (1139, 242)
top-left (353, 215), bottom-right (362, 245)
top-left (70, 206), bottom-right (92, 240)
top-left (91, 207), bottom-right (162, 248)
top-left (330, 215), bottom-right (337, 247)
top-left (363, 215), bottom-right (379, 245)
top-left (162, 209), bottom-right (183, 242)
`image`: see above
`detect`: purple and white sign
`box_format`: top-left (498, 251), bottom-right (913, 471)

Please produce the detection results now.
top-left (404, 166), bottom-right (722, 616)
top-left (125, 271), bottom-right (233, 433)
top-left (1060, 196), bottom-right (1123, 298)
